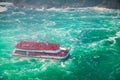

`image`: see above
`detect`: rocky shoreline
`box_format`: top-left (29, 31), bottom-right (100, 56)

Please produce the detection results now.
top-left (1, 0), bottom-right (120, 9)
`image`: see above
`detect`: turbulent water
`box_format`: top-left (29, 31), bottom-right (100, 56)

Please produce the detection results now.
top-left (0, 6), bottom-right (120, 80)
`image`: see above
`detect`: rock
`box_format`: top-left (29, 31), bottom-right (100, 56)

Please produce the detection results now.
top-left (0, 6), bottom-right (7, 12)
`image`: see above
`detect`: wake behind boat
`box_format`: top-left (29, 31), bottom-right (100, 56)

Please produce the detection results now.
top-left (12, 41), bottom-right (69, 60)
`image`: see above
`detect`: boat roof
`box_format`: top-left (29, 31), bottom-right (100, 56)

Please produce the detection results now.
top-left (15, 41), bottom-right (60, 51)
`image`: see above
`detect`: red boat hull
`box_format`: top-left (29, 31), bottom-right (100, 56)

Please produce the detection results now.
top-left (12, 49), bottom-right (69, 59)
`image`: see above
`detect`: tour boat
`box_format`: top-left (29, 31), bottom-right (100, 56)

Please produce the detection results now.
top-left (12, 41), bottom-right (69, 60)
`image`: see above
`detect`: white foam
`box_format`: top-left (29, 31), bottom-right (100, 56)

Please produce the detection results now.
top-left (93, 55), bottom-right (100, 59)
top-left (85, 28), bottom-right (110, 31)
top-left (46, 21), bottom-right (56, 26)
top-left (34, 7), bottom-right (115, 13)
top-left (12, 11), bottom-right (26, 15)
top-left (47, 7), bottom-right (67, 12)
top-left (35, 7), bottom-right (86, 12)
top-left (35, 7), bottom-right (45, 11)
top-left (61, 62), bottom-right (66, 68)
top-left (86, 31), bottom-right (120, 48)
top-left (91, 42), bottom-right (97, 46)
top-left (0, 2), bottom-right (13, 6)
top-left (106, 31), bottom-right (120, 45)
top-left (0, 20), bottom-right (14, 23)
top-left (92, 7), bottom-right (111, 11)
top-left (116, 31), bottom-right (120, 37)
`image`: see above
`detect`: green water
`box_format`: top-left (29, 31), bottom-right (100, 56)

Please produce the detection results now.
top-left (0, 7), bottom-right (120, 80)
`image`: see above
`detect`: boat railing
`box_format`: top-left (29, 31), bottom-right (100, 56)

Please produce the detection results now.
top-left (15, 48), bottom-right (61, 53)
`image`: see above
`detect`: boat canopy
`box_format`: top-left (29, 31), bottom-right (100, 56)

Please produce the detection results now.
top-left (15, 41), bottom-right (60, 51)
